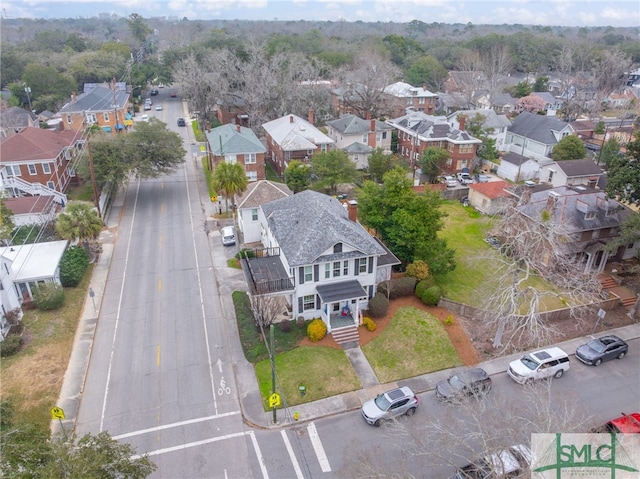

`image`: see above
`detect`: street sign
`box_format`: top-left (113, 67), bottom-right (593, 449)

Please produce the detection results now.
top-left (51, 406), bottom-right (65, 420)
top-left (200, 144), bottom-right (206, 152)
top-left (211, 195), bottom-right (218, 202)
top-left (269, 393), bottom-right (281, 408)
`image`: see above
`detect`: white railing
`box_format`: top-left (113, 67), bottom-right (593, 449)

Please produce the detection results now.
top-left (2, 177), bottom-right (67, 205)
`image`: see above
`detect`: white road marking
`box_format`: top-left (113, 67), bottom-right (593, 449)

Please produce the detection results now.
top-left (281, 430), bottom-right (304, 479)
top-left (249, 430), bottom-right (270, 479)
top-left (112, 411), bottom-right (240, 440)
top-left (307, 422), bottom-right (331, 472)
top-left (131, 430), bottom-right (247, 458)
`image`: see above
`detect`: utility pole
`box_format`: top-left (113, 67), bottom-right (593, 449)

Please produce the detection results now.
top-left (87, 142), bottom-right (102, 220)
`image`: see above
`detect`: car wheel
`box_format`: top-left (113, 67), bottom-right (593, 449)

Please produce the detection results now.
top-left (554, 369), bottom-right (564, 379)
top-left (373, 419), bottom-right (381, 427)
top-left (526, 378), bottom-right (534, 385)
top-left (406, 407), bottom-right (416, 417)
top-left (594, 358), bottom-right (602, 366)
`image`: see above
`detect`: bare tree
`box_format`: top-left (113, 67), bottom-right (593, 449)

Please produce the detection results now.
top-left (480, 200), bottom-right (602, 350)
top-left (587, 48), bottom-right (631, 118)
top-left (455, 50), bottom-right (487, 105)
top-left (342, 381), bottom-right (596, 478)
top-left (479, 44), bottom-right (512, 94)
top-left (335, 49), bottom-right (401, 119)
top-left (250, 294), bottom-right (284, 331)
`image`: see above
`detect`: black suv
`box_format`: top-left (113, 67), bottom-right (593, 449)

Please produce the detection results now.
top-left (177, 117), bottom-right (186, 127)
top-left (150, 89), bottom-right (159, 96)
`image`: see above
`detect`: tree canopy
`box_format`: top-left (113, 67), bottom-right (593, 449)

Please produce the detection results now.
top-left (284, 160), bottom-right (310, 193)
top-left (55, 202), bottom-right (103, 248)
top-left (367, 148), bottom-right (400, 184)
top-left (310, 150), bottom-right (359, 195)
top-left (0, 199), bottom-right (16, 245)
top-left (418, 147), bottom-right (449, 180)
top-left (551, 135), bottom-right (587, 161)
top-left (357, 167), bottom-right (456, 275)
top-left (606, 131), bottom-right (640, 206)
top-left (86, 119), bottom-right (186, 196)
top-left (211, 162), bottom-right (248, 212)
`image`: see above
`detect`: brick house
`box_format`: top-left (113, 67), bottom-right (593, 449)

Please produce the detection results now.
top-left (383, 82), bottom-right (438, 117)
top-left (262, 112), bottom-right (334, 177)
top-left (204, 123), bottom-right (267, 182)
top-left (386, 111), bottom-right (482, 176)
top-left (58, 83), bottom-right (131, 134)
top-left (0, 127), bottom-right (81, 206)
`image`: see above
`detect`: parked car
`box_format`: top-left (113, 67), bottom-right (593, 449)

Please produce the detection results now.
top-left (145, 98), bottom-right (152, 105)
top-left (475, 174), bottom-right (489, 183)
top-left (143, 103), bottom-right (152, 111)
top-left (361, 386), bottom-right (418, 426)
top-left (170, 90), bottom-right (177, 98)
top-left (177, 117), bottom-right (186, 127)
top-left (441, 175), bottom-right (458, 188)
top-left (575, 335), bottom-right (628, 366)
top-left (141, 114), bottom-right (149, 122)
top-left (220, 226), bottom-right (236, 246)
top-left (150, 89), bottom-right (159, 96)
top-left (457, 172), bottom-right (474, 184)
top-left (155, 104), bottom-right (163, 111)
top-left (453, 444), bottom-right (532, 479)
top-left (436, 368), bottom-right (492, 402)
top-left (507, 347), bottom-right (570, 384)
top-left (592, 413), bottom-right (640, 434)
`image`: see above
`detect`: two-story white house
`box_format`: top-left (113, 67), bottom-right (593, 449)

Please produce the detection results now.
top-left (241, 190), bottom-right (400, 345)
top-left (326, 115), bottom-right (393, 169)
top-left (506, 111), bottom-right (574, 164)
top-left (447, 109), bottom-right (512, 152)
top-left (236, 180), bottom-right (292, 244)
top-left (539, 159), bottom-right (604, 188)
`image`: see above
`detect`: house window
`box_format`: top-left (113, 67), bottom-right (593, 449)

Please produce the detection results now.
top-left (66, 114), bottom-right (72, 124)
top-left (304, 266), bottom-right (313, 282)
top-left (245, 153), bottom-right (256, 164)
top-left (103, 112), bottom-right (110, 122)
top-left (86, 113), bottom-right (97, 124)
top-left (362, 134), bottom-right (367, 143)
top-left (333, 243), bottom-right (342, 253)
top-left (382, 131), bottom-right (387, 140)
top-left (325, 263), bottom-right (331, 279)
top-left (28, 164), bottom-right (37, 175)
top-left (333, 261), bottom-right (341, 277)
top-left (307, 149), bottom-right (314, 156)
top-left (303, 295), bottom-right (315, 311)
top-left (548, 170), bottom-right (555, 182)
top-left (585, 211), bottom-right (596, 220)
top-left (225, 154), bottom-right (237, 164)
top-left (43, 163), bottom-right (52, 174)
top-left (332, 303), bottom-right (340, 312)
top-left (47, 181), bottom-right (55, 189)
top-left (246, 171), bottom-right (258, 182)
top-left (357, 258), bottom-right (367, 273)
top-left (628, 243), bottom-right (635, 250)
top-left (354, 154), bottom-right (359, 163)
top-left (343, 260), bottom-right (349, 275)
top-left (251, 208), bottom-right (258, 221)
top-left (376, 133), bottom-right (382, 143)
top-left (5, 165), bottom-right (21, 177)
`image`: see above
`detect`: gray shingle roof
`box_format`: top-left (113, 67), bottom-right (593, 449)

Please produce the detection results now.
top-left (328, 114), bottom-right (392, 135)
top-left (262, 114), bottom-right (334, 151)
top-left (342, 142), bottom-right (372, 154)
top-left (508, 111), bottom-right (573, 145)
top-left (205, 124), bottom-right (266, 155)
top-left (261, 190), bottom-right (385, 267)
top-left (448, 109), bottom-right (511, 130)
top-left (59, 86), bottom-right (129, 113)
top-left (389, 111), bottom-right (481, 144)
top-left (502, 152), bottom-right (531, 166)
top-left (555, 159), bottom-right (603, 177)
top-left (237, 180), bottom-right (292, 209)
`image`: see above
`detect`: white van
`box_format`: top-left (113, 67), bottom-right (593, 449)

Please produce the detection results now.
top-left (220, 226), bottom-right (236, 246)
top-left (507, 347), bottom-right (570, 384)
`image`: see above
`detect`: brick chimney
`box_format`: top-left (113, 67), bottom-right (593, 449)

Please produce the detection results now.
top-left (347, 200), bottom-right (358, 222)
top-left (290, 115), bottom-right (294, 123)
top-left (236, 124), bottom-right (241, 133)
top-left (459, 115), bottom-right (466, 131)
top-left (368, 119), bottom-right (376, 147)
top-left (308, 108), bottom-right (314, 125)
top-left (71, 92), bottom-right (77, 103)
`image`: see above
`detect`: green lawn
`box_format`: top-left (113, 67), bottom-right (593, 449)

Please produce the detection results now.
top-left (255, 346), bottom-right (360, 409)
top-left (362, 306), bottom-right (462, 383)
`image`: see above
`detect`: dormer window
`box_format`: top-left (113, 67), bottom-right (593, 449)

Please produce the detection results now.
top-left (333, 243), bottom-right (342, 253)
top-left (585, 211), bottom-right (596, 220)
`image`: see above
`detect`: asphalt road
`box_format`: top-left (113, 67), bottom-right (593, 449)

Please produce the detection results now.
top-left (74, 90), bottom-right (640, 478)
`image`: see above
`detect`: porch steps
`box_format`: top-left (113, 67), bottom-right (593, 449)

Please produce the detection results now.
top-left (331, 325), bottom-right (359, 346)
top-left (598, 274), bottom-right (618, 290)
top-left (622, 295), bottom-right (637, 308)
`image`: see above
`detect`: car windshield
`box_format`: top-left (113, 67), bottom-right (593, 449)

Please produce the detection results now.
top-left (448, 375), bottom-right (465, 391)
top-left (374, 394), bottom-right (391, 411)
top-left (520, 354), bottom-right (539, 370)
top-left (587, 339), bottom-right (606, 353)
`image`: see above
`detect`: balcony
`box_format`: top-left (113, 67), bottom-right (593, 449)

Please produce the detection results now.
top-left (241, 247), bottom-right (294, 295)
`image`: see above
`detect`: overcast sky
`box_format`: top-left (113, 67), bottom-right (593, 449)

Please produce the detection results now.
top-left (2, 0), bottom-right (639, 27)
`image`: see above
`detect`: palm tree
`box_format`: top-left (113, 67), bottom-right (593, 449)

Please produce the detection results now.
top-left (55, 202), bottom-right (103, 254)
top-left (211, 162), bottom-right (248, 214)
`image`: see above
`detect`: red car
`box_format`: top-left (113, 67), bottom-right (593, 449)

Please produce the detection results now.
top-left (594, 413), bottom-right (640, 433)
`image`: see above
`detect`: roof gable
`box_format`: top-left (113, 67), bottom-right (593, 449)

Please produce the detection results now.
top-left (237, 180), bottom-right (292, 209)
top-left (469, 180), bottom-right (511, 198)
top-left (205, 124), bottom-right (266, 155)
top-left (554, 159), bottom-right (603, 177)
top-left (328, 114), bottom-right (391, 135)
top-left (509, 111), bottom-right (573, 145)
top-left (59, 86), bottom-right (129, 113)
top-left (262, 114), bottom-right (334, 151)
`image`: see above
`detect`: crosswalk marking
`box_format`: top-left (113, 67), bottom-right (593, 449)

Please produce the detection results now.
top-left (281, 430), bottom-right (304, 479)
top-left (307, 422), bottom-right (331, 472)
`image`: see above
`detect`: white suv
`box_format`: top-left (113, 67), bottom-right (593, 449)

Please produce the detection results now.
top-left (507, 347), bottom-right (570, 384)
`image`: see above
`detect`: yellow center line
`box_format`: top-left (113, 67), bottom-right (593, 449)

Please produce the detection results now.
top-left (158, 278), bottom-right (162, 292)
top-left (157, 344), bottom-right (161, 366)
